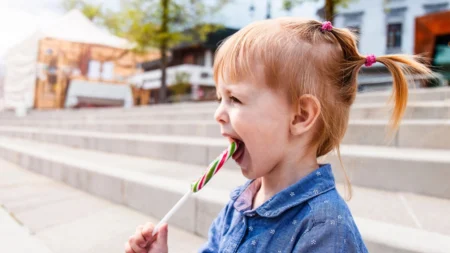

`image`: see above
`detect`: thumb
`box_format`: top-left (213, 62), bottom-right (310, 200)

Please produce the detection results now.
top-left (152, 223), bottom-right (169, 252)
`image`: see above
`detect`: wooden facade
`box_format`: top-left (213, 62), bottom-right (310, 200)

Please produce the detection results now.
top-left (34, 38), bottom-right (158, 109)
top-left (415, 10), bottom-right (450, 60)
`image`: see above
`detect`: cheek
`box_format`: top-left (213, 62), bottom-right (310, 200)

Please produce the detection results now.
top-left (242, 109), bottom-right (290, 161)
top-left (233, 108), bottom-right (284, 142)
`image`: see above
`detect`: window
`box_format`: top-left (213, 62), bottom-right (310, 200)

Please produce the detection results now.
top-left (87, 60), bottom-right (101, 79)
top-left (348, 26), bottom-right (361, 48)
top-left (343, 12), bottom-right (364, 49)
top-left (385, 7), bottom-right (406, 53)
top-left (101, 61), bottom-right (115, 80)
top-left (424, 3), bottom-right (448, 14)
top-left (183, 54), bottom-right (194, 64)
top-left (387, 23), bottom-right (402, 49)
top-left (194, 52), bottom-right (205, 66)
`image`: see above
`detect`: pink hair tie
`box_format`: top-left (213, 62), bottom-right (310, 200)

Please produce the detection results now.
top-left (365, 54), bottom-right (376, 67)
top-left (321, 21), bottom-right (333, 32)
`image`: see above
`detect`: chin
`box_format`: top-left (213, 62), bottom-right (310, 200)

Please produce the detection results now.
top-left (240, 167), bottom-right (260, 180)
top-left (240, 167), bottom-right (253, 179)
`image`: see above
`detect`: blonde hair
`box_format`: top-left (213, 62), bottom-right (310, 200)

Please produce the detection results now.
top-left (213, 17), bottom-right (432, 199)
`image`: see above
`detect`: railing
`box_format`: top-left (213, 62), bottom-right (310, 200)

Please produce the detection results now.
top-left (357, 72), bottom-right (447, 92)
top-left (128, 64), bottom-right (215, 89)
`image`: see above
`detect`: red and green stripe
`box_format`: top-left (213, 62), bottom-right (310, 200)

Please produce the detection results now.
top-left (191, 142), bottom-right (237, 193)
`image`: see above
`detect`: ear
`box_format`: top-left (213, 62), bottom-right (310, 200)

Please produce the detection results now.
top-left (290, 95), bottom-right (321, 136)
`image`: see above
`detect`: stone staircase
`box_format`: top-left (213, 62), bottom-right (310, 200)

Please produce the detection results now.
top-left (0, 87), bottom-right (450, 253)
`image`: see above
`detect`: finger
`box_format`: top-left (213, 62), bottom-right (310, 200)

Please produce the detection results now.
top-left (153, 223), bottom-right (169, 252)
top-left (134, 226), bottom-right (147, 248)
top-left (141, 222), bottom-right (156, 242)
top-left (158, 223), bottom-right (168, 243)
top-left (124, 241), bottom-right (135, 253)
top-left (129, 235), bottom-right (146, 253)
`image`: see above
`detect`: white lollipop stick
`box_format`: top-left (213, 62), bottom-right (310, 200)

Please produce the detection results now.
top-left (152, 190), bottom-right (192, 236)
top-left (152, 142), bottom-right (237, 236)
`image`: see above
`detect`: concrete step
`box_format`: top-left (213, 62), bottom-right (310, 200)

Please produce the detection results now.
top-left (350, 101), bottom-right (450, 120)
top-left (344, 119), bottom-right (450, 149)
top-left (0, 87), bottom-right (447, 119)
top-left (0, 103), bottom-right (218, 121)
top-left (0, 127), bottom-right (449, 199)
top-left (0, 137), bottom-right (449, 253)
top-left (2, 119), bottom-right (450, 150)
top-left (0, 101), bottom-right (218, 118)
top-left (354, 86), bottom-right (450, 104)
top-left (1, 100), bottom-right (449, 122)
top-left (0, 158), bottom-right (205, 253)
top-left (1, 108), bottom-right (216, 120)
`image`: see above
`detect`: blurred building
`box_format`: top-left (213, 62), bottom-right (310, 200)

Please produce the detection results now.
top-left (333, 0), bottom-right (449, 90)
top-left (129, 0), bottom-right (450, 105)
top-left (129, 28), bottom-right (238, 104)
top-left (3, 10), bottom-right (157, 111)
top-left (415, 9), bottom-right (450, 81)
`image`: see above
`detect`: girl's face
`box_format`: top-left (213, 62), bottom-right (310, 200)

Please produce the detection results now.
top-left (215, 74), bottom-right (292, 179)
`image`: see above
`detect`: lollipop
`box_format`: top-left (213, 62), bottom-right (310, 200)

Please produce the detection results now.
top-left (191, 142), bottom-right (236, 192)
top-left (152, 142), bottom-right (237, 235)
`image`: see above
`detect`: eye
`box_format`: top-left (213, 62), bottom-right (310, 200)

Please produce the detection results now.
top-left (230, 96), bottom-right (241, 104)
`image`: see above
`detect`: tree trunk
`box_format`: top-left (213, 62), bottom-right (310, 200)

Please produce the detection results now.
top-left (159, 0), bottom-right (170, 103)
top-left (325, 0), bottom-right (335, 23)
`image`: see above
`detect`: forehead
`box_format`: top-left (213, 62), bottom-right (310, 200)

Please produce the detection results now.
top-left (216, 69), bottom-right (267, 96)
top-left (216, 62), bottom-right (266, 89)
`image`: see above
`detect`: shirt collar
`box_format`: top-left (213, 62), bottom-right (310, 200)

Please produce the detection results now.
top-left (231, 164), bottom-right (336, 218)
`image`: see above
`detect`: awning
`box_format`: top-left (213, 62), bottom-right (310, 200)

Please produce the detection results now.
top-left (65, 80), bottom-right (133, 108)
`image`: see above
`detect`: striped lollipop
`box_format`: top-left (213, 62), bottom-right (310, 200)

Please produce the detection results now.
top-left (153, 142), bottom-right (238, 235)
top-left (192, 141), bottom-right (237, 192)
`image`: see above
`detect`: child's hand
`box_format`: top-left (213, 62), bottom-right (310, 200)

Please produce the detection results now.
top-left (125, 222), bottom-right (168, 253)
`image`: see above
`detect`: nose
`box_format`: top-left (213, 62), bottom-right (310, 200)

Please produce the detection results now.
top-left (214, 101), bottom-right (229, 124)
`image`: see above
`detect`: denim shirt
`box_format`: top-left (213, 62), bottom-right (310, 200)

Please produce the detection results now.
top-left (198, 164), bottom-right (368, 253)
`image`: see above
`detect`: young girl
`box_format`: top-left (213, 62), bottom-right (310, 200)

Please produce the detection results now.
top-left (125, 18), bottom-right (431, 253)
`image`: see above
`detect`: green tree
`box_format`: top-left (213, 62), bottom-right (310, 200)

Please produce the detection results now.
top-left (169, 72), bottom-right (191, 102)
top-left (103, 0), bottom-right (231, 103)
top-left (61, 0), bottom-right (231, 103)
top-left (61, 0), bottom-right (103, 22)
top-left (282, 0), bottom-right (356, 22)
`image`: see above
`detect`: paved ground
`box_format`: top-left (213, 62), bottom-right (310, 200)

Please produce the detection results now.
top-left (0, 158), bottom-right (205, 253)
top-left (0, 207), bottom-right (53, 253)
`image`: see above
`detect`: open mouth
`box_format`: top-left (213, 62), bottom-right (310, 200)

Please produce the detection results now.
top-left (232, 139), bottom-right (245, 162)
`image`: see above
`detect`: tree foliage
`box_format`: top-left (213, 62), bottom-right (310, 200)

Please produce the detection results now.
top-left (170, 72), bottom-right (191, 96)
top-left (282, 0), bottom-right (356, 22)
top-left (104, 0), bottom-right (230, 52)
top-left (62, 0), bottom-right (103, 21)
top-left (62, 0), bottom-right (231, 103)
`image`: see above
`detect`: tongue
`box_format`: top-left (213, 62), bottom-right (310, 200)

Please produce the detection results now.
top-left (233, 142), bottom-right (244, 160)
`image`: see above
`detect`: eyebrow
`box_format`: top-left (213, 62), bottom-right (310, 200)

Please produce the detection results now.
top-left (216, 85), bottom-right (231, 97)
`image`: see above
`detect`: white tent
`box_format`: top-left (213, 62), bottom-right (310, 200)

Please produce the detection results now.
top-left (3, 9), bottom-right (130, 111)
top-left (0, 60), bottom-right (4, 111)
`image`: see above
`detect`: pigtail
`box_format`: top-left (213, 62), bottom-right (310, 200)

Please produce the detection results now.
top-left (329, 22), bottom-right (433, 132)
top-left (318, 21), bottom-right (433, 201)
top-left (375, 55), bottom-right (432, 130)
top-left (329, 24), bottom-right (433, 131)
